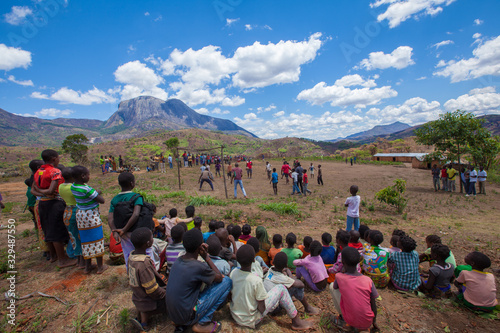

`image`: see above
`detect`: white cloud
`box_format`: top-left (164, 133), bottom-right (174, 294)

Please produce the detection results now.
top-left (474, 19), bottom-right (483, 26)
top-left (432, 40), bottom-right (454, 49)
top-left (273, 110), bottom-right (285, 117)
top-left (367, 97), bottom-right (442, 124)
top-left (245, 24), bottom-right (253, 31)
top-left (359, 46), bottom-right (415, 70)
top-left (416, 76), bottom-right (427, 80)
top-left (36, 108), bottom-right (74, 118)
top-left (195, 108), bottom-right (209, 115)
top-left (114, 60), bottom-right (168, 100)
top-left (4, 6), bottom-right (32, 25)
top-left (144, 12), bottom-right (150, 16)
top-left (31, 87), bottom-right (117, 105)
top-left (297, 74), bottom-right (397, 108)
top-left (195, 107), bottom-right (230, 116)
top-left (226, 18), bottom-right (239, 26)
top-left (7, 75), bottom-right (33, 87)
top-left (444, 86), bottom-right (500, 115)
top-left (371, 0), bottom-right (456, 28)
top-left (257, 104), bottom-right (277, 113)
top-left (263, 25), bottom-right (272, 30)
top-left (154, 15), bottom-right (162, 22)
top-left (472, 33), bottom-right (482, 40)
top-left (434, 35), bottom-right (500, 82)
top-left (0, 44), bottom-right (32, 71)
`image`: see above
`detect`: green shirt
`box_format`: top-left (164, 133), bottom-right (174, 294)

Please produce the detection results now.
top-left (281, 248), bottom-right (303, 269)
top-left (109, 191), bottom-right (144, 213)
top-left (424, 247), bottom-right (457, 268)
top-left (58, 183), bottom-right (77, 206)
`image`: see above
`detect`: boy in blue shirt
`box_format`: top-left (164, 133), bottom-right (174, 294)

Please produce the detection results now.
top-left (270, 168), bottom-right (279, 195)
top-left (320, 232), bottom-right (336, 265)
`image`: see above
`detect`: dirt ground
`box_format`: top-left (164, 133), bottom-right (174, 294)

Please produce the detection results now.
top-left (0, 160), bottom-right (499, 332)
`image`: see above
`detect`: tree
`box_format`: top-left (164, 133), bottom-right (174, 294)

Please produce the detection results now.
top-left (375, 179), bottom-right (408, 213)
top-left (62, 134), bottom-right (89, 165)
top-left (469, 136), bottom-right (500, 170)
top-left (164, 137), bottom-right (179, 154)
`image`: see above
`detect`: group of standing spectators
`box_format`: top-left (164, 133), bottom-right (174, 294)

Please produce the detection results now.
top-left (431, 164), bottom-right (487, 196)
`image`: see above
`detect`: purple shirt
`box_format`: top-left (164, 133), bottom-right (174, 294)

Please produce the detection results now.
top-left (293, 255), bottom-right (328, 283)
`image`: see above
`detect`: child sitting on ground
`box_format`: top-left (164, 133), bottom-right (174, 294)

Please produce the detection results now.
top-left (239, 224), bottom-right (252, 243)
top-left (165, 224), bottom-right (185, 274)
top-left (202, 219), bottom-right (217, 243)
top-left (281, 233), bottom-right (304, 270)
top-left (362, 230), bottom-right (390, 288)
top-left (293, 240), bottom-right (329, 292)
top-left (216, 228), bottom-right (237, 262)
top-left (358, 225), bottom-right (370, 252)
top-left (207, 234), bottom-right (231, 276)
top-left (71, 166), bottom-right (107, 274)
top-left (264, 252), bottom-right (320, 315)
top-left (255, 226), bottom-right (271, 265)
top-left (158, 208), bottom-right (179, 241)
top-left (247, 237), bottom-right (269, 278)
top-left (387, 235), bottom-right (420, 291)
top-left (193, 216), bottom-right (202, 231)
top-left (320, 232), bottom-right (336, 265)
top-left (128, 228), bottom-right (166, 331)
top-left (298, 236), bottom-right (312, 258)
top-left (177, 205), bottom-right (195, 230)
top-left (230, 245), bottom-right (314, 330)
top-left (328, 230), bottom-right (355, 276)
top-left (420, 234), bottom-right (456, 269)
top-left (166, 229), bottom-right (232, 332)
top-left (330, 247), bottom-right (379, 332)
top-left (454, 251), bottom-right (498, 312)
top-left (420, 244), bottom-right (455, 298)
top-left (388, 235), bottom-right (401, 253)
top-left (347, 230), bottom-right (364, 256)
top-left (344, 185), bottom-right (360, 231)
top-left (268, 234), bottom-right (283, 265)
top-left (229, 225), bottom-right (244, 252)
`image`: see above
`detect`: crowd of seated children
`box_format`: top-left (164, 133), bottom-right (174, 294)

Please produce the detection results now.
top-left (420, 244), bottom-right (455, 298)
top-left (387, 235), bottom-right (420, 291)
top-left (281, 233), bottom-right (303, 270)
top-left (293, 240), bottom-right (329, 292)
top-left (362, 230), bottom-right (390, 288)
top-left (420, 234), bottom-right (457, 269)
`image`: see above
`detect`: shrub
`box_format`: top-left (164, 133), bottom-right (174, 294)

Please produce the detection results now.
top-left (188, 195), bottom-right (227, 207)
top-left (375, 179), bottom-right (408, 213)
top-left (258, 202), bottom-right (299, 215)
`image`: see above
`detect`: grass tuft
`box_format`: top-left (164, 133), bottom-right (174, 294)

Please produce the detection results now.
top-left (258, 202), bottom-right (300, 215)
top-left (188, 195), bottom-right (227, 207)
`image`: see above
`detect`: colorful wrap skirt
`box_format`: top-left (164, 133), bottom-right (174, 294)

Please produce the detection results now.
top-left (76, 208), bottom-right (105, 259)
top-left (63, 205), bottom-right (82, 257)
top-left (365, 272), bottom-right (390, 288)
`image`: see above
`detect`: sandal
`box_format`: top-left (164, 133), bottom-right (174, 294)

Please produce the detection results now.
top-left (210, 321), bottom-right (221, 333)
top-left (130, 317), bottom-right (147, 331)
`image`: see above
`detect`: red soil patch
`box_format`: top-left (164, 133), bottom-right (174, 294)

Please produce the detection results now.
top-left (44, 270), bottom-right (88, 293)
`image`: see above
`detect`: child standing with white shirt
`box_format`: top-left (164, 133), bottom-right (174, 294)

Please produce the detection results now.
top-left (344, 185), bottom-right (360, 232)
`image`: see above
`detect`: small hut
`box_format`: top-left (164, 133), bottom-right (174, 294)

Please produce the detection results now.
top-left (372, 153), bottom-right (441, 169)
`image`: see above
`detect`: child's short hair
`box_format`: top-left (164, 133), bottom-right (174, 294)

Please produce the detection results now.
top-left (61, 167), bottom-right (73, 180)
top-left (72, 165), bottom-right (89, 180)
top-left (392, 229), bottom-right (406, 237)
top-left (272, 234), bottom-right (282, 246)
top-left (185, 205), bottom-right (195, 218)
top-left (193, 216), bottom-right (202, 228)
top-left (242, 224), bottom-right (251, 236)
top-left (342, 246), bottom-right (360, 266)
top-left (207, 234), bottom-right (221, 256)
top-left (273, 168), bottom-right (276, 172)
top-left (321, 232), bottom-right (332, 245)
top-left (208, 220), bottom-right (218, 232)
top-left (318, 164), bottom-right (321, 168)
top-left (171, 224), bottom-right (185, 243)
top-left (309, 240), bottom-right (322, 256)
top-left (285, 232), bottom-right (297, 246)
top-left (29, 160), bottom-right (43, 173)
top-left (226, 223), bottom-right (234, 234)
top-left (273, 252), bottom-right (288, 271)
top-left (303, 236), bottom-right (312, 248)
top-left (425, 235), bottom-right (441, 245)
top-left (230, 225), bottom-right (242, 239)
top-left (183, 229), bottom-right (203, 253)
top-left (349, 185), bottom-right (359, 195)
top-left (246, 237), bottom-right (260, 253)
top-left (178, 222), bottom-right (188, 232)
top-left (169, 208), bottom-right (178, 218)
top-left (369, 230), bottom-right (383, 246)
top-left (390, 235), bottom-right (400, 248)
top-left (358, 225), bottom-right (370, 240)
top-left (399, 235), bottom-right (417, 252)
top-left (468, 251), bottom-right (491, 270)
top-left (131, 227), bottom-right (152, 249)
top-left (236, 244), bottom-right (255, 267)
top-left (431, 244), bottom-right (450, 262)
top-left (336, 230), bottom-right (350, 246)
top-left (41, 149), bottom-right (59, 163)
top-left (118, 172), bottom-right (135, 188)
top-left (216, 221), bottom-right (225, 229)
top-left (349, 230), bottom-right (360, 243)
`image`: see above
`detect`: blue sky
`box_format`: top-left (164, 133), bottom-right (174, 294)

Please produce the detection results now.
top-left (1, 0), bottom-right (499, 140)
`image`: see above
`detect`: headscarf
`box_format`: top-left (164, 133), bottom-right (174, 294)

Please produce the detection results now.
top-left (256, 226), bottom-right (271, 251)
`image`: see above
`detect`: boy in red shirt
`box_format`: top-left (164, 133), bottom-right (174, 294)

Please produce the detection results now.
top-left (246, 160), bottom-right (253, 179)
top-left (32, 149), bottom-right (76, 268)
top-left (302, 170), bottom-right (312, 196)
top-left (281, 162), bottom-right (290, 184)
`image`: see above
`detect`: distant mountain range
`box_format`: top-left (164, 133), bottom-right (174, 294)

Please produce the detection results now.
top-left (0, 96), bottom-right (255, 146)
top-left (328, 121), bottom-right (411, 142)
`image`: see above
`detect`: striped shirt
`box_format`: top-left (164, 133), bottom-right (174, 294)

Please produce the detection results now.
top-left (165, 242), bottom-right (185, 272)
top-left (71, 183), bottom-right (99, 210)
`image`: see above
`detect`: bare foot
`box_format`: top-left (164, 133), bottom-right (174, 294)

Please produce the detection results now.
top-left (291, 317), bottom-right (313, 331)
top-left (57, 258), bottom-right (77, 268)
top-left (305, 305), bottom-right (320, 315)
top-left (49, 256), bottom-right (58, 263)
top-left (192, 321), bottom-right (221, 333)
top-left (84, 264), bottom-right (97, 274)
top-left (96, 264), bottom-right (108, 274)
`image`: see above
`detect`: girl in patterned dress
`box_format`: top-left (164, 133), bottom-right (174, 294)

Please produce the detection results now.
top-left (71, 166), bottom-right (107, 274)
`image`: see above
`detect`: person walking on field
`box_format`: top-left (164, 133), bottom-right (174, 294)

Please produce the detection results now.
top-left (431, 164), bottom-right (440, 192)
top-left (317, 165), bottom-right (323, 185)
top-left (232, 163), bottom-right (247, 199)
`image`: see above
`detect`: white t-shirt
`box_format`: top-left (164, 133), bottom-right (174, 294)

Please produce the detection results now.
top-left (291, 171), bottom-right (298, 182)
top-left (266, 164), bottom-right (271, 171)
top-left (478, 170), bottom-right (487, 182)
top-left (345, 195), bottom-right (361, 218)
top-left (230, 269), bottom-right (268, 328)
top-left (263, 268), bottom-right (295, 292)
top-left (469, 170), bottom-right (478, 183)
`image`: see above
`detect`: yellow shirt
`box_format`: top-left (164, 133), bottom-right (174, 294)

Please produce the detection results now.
top-left (58, 183), bottom-right (77, 205)
top-left (447, 168), bottom-right (457, 180)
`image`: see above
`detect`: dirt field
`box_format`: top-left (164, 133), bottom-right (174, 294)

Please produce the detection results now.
top-left (0, 160), bottom-right (499, 332)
